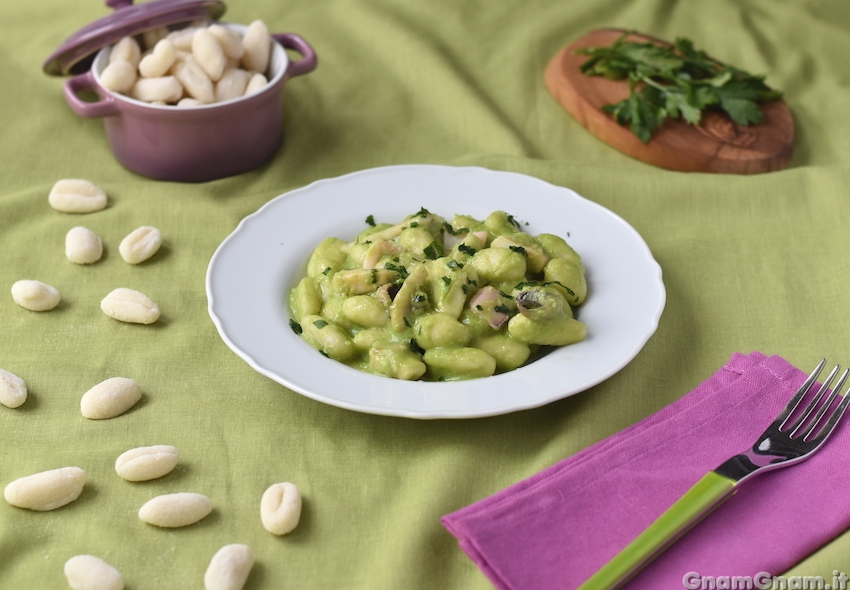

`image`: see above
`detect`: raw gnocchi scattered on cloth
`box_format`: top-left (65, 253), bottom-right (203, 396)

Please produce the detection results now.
top-left (4, 467), bottom-right (87, 511)
top-left (138, 492), bottom-right (213, 528)
top-left (0, 368), bottom-right (27, 408)
top-left (260, 482), bottom-right (302, 535)
top-left (48, 179), bottom-right (108, 213)
top-left (11, 280), bottom-right (61, 311)
top-left (64, 555), bottom-right (125, 590)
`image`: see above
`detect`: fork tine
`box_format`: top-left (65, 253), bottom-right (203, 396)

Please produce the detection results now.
top-left (806, 379), bottom-right (850, 443)
top-left (788, 364), bottom-right (840, 437)
top-left (777, 358), bottom-right (826, 429)
top-left (801, 368), bottom-right (850, 441)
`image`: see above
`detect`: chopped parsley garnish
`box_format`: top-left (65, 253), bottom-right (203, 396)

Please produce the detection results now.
top-left (495, 304), bottom-right (517, 317)
top-left (412, 294), bottom-right (426, 303)
top-left (506, 214), bottom-right (522, 229)
top-left (365, 214), bottom-right (376, 227)
top-left (447, 259), bottom-right (461, 270)
top-left (576, 32), bottom-right (783, 142)
top-left (509, 245), bottom-right (527, 256)
top-left (409, 221), bottom-right (419, 228)
top-left (289, 320), bottom-right (302, 334)
top-left (319, 350), bottom-right (330, 358)
top-left (424, 241), bottom-right (445, 260)
top-left (441, 276), bottom-right (451, 286)
top-left (312, 319), bottom-right (328, 329)
top-left (499, 290), bottom-right (513, 299)
top-left (322, 267), bottom-right (332, 276)
top-left (542, 280), bottom-right (570, 293)
top-left (384, 262), bottom-right (409, 279)
top-left (443, 222), bottom-right (467, 236)
top-left (414, 207), bottom-right (431, 218)
top-left (408, 339), bottom-right (425, 355)
top-left (514, 281), bottom-right (539, 290)
top-left (458, 244), bottom-right (477, 256)
top-left (475, 304), bottom-right (484, 311)
top-left (513, 279), bottom-right (576, 298)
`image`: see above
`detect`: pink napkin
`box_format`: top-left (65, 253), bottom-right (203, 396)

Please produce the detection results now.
top-left (442, 352), bottom-right (850, 589)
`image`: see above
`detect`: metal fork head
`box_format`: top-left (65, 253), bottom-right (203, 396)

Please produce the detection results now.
top-left (716, 360), bottom-right (850, 482)
top-left (754, 360), bottom-right (850, 466)
top-left (776, 360), bottom-right (850, 442)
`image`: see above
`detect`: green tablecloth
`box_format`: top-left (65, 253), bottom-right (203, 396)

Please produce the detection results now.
top-left (2, 0), bottom-right (850, 587)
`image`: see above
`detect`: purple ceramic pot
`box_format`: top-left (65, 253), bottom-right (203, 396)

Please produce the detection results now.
top-left (63, 24), bottom-right (316, 182)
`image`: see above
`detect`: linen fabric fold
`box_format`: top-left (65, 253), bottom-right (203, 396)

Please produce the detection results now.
top-left (442, 352), bottom-right (850, 590)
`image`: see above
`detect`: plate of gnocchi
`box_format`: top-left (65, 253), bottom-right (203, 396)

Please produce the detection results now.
top-left (206, 165), bottom-right (665, 418)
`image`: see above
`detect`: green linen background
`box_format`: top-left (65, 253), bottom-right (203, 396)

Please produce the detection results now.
top-left (2, 0), bottom-right (850, 588)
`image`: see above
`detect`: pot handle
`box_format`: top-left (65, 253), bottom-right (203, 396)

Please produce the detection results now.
top-left (273, 33), bottom-right (318, 79)
top-left (64, 71), bottom-right (120, 119)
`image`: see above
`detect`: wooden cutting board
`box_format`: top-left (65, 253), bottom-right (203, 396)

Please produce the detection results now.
top-left (544, 29), bottom-right (794, 174)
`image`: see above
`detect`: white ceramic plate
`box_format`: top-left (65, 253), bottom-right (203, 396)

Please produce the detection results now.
top-left (207, 165), bottom-right (665, 419)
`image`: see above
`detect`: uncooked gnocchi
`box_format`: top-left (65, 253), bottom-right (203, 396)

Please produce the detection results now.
top-left (64, 555), bottom-right (124, 590)
top-left (204, 544), bottom-right (254, 590)
top-left (260, 482), bottom-right (302, 535)
top-left (0, 368), bottom-right (27, 408)
top-left (106, 21), bottom-right (270, 107)
top-left (11, 279), bottom-right (61, 311)
top-left (81, 377), bottom-right (142, 420)
top-left (109, 36), bottom-right (141, 67)
top-left (119, 226), bottom-right (162, 264)
top-left (172, 55), bottom-right (215, 103)
top-left (130, 75), bottom-right (183, 103)
top-left (245, 73), bottom-right (268, 96)
top-left (100, 287), bottom-right (161, 324)
top-left (208, 24), bottom-right (244, 60)
top-left (138, 492), bottom-right (212, 527)
top-left (115, 445), bottom-right (178, 481)
top-left (177, 97), bottom-right (205, 107)
top-left (143, 26), bottom-right (169, 50)
top-left (166, 27), bottom-right (201, 51)
top-left (48, 179), bottom-right (108, 213)
top-left (100, 59), bottom-right (137, 94)
top-left (241, 20), bottom-right (271, 74)
top-left (193, 28), bottom-right (227, 81)
top-left (4, 466), bottom-right (86, 511)
top-left (66, 226), bottom-right (104, 264)
top-left (215, 68), bottom-right (250, 102)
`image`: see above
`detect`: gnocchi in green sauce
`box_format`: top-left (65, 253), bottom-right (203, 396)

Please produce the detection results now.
top-left (288, 209), bottom-right (587, 381)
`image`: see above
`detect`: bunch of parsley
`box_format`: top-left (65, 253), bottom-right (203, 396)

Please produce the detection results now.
top-left (576, 33), bottom-right (783, 142)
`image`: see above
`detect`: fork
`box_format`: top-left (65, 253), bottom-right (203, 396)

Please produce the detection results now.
top-left (577, 359), bottom-right (850, 590)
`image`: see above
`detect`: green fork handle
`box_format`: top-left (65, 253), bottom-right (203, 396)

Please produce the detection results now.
top-left (577, 471), bottom-right (737, 590)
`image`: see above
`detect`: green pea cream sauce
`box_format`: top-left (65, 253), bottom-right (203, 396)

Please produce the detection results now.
top-left (288, 209), bottom-right (587, 381)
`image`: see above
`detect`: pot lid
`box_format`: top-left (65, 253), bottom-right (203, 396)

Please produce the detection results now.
top-left (43, 0), bottom-right (226, 76)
